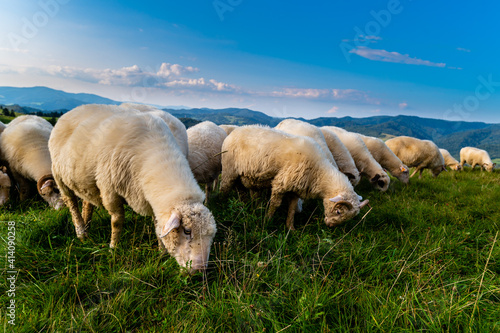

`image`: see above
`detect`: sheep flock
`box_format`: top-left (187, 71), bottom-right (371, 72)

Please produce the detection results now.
top-left (0, 105), bottom-right (497, 274)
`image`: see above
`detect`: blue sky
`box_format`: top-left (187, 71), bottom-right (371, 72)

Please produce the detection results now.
top-left (1, 0), bottom-right (500, 123)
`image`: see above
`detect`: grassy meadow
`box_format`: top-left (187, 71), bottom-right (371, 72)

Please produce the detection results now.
top-left (1, 168), bottom-right (499, 332)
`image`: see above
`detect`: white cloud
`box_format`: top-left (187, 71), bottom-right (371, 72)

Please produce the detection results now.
top-left (398, 102), bottom-right (408, 109)
top-left (263, 88), bottom-right (380, 104)
top-left (349, 46), bottom-right (446, 68)
top-left (327, 106), bottom-right (339, 113)
top-left (456, 47), bottom-right (471, 53)
top-left (0, 63), bottom-right (381, 106)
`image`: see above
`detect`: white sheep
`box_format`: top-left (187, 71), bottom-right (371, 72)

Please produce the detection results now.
top-left (439, 148), bottom-right (462, 171)
top-left (186, 121), bottom-right (227, 202)
top-left (49, 104), bottom-right (217, 273)
top-left (119, 103), bottom-right (189, 157)
top-left (0, 115), bottom-right (64, 209)
top-left (357, 133), bottom-right (410, 184)
top-left (219, 124), bottom-right (239, 136)
top-left (322, 126), bottom-right (390, 191)
top-left (460, 147), bottom-right (496, 172)
top-left (319, 127), bottom-right (360, 186)
top-left (385, 136), bottom-right (446, 178)
top-left (276, 119), bottom-right (338, 168)
top-left (220, 125), bottom-right (368, 230)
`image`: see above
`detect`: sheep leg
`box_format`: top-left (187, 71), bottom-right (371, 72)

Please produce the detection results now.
top-left (204, 182), bottom-right (212, 205)
top-left (63, 193), bottom-right (87, 240)
top-left (212, 177), bottom-right (219, 192)
top-left (418, 169), bottom-right (424, 179)
top-left (285, 195), bottom-right (300, 230)
top-left (409, 167), bottom-right (420, 178)
top-left (102, 195), bottom-right (125, 248)
top-left (267, 191), bottom-right (284, 220)
top-left (82, 201), bottom-right (94, 224)
top-left (12, 172), bottom-right (31, 202)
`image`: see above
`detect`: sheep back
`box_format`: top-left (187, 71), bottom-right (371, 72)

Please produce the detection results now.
top-left (276, 119), bottom-right (338, 168)
top-left (187, 121), bottom-right (227, 184)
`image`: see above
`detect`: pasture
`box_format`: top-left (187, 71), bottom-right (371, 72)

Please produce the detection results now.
top-left (1, 168), bottom-right (499, 332)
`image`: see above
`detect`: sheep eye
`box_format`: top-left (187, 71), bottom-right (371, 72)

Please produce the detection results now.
top-left (183, 228), bottom-right (192, 235)
top-left (336, 209), bottom-right (341, 215)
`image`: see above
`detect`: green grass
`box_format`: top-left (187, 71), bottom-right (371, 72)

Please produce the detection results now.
top-left (1, 169), bottom-right (499, 332)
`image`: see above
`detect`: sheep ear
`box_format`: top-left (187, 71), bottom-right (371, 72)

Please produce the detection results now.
top-left (400, 166), bottom-right (408, 172)
top-left (160, 211), bottom-right (181, 238)
top-left (370, 174), bottom-right (381, 183)
top-left (329, 195), bottom-right (343, 203)
top-left (0, 166), bottom-right (7, 173)
top-left (359, 199), bottom-right (369, 208)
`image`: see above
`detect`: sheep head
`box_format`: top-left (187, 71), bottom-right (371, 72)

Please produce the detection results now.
top-left (398, 165), bottom-right (410, 184)
top-left (483, 163), bottom-right (496, 172)
top-left (158, 202), bottom-right (217, 274)
top-left (431, 165), bottom-right (446, 177)
top-left (370, 172), bottom-right (390, 192)
top-left (323, 195), bottom-right (369, 227)
top-left (37, 174), bottom-right (65, 210)
top-left (0, 166), bottom-right (11, 206)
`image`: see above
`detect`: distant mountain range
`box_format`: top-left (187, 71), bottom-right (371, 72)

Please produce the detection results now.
top-left (0, 86), bottom-right (498, 158)
top-left (0, 86), bottom-right (118, 111)
top-left (168, 109), bottom-right (500, 159)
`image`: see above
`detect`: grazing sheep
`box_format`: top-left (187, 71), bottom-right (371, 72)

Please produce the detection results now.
top-left (49, 105), bottom-right (217, 273)
top-left (219, 124), bottom-right (239, 136)
top-left (460, 147), bottom-right (496, 172)
top-left (385, 136), bottom-right (446, 178)
top-left (0, 166), bottom-right (11, 206)
top-left (220, 125), bottom-right (368, 230)
top-left (357, 134), bottom-right (410, 184)
top-left (320, 128), bottom-right (360, 186)
top-left (322, 126), bottom-right (390, 191)
top-left (120, 103), bottom-right (189, 157)
top-left (0, 115), bottom-right (63, 209)
top-left (276, 119), bottom-right (338, 168)
top-left (187, 121), bottom-right (227, 202)
top-left (439, 148), bottom-right (462, 171)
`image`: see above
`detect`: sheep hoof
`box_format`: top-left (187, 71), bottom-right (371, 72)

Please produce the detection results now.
top-left (75, 230), bottom-right (88, 241)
